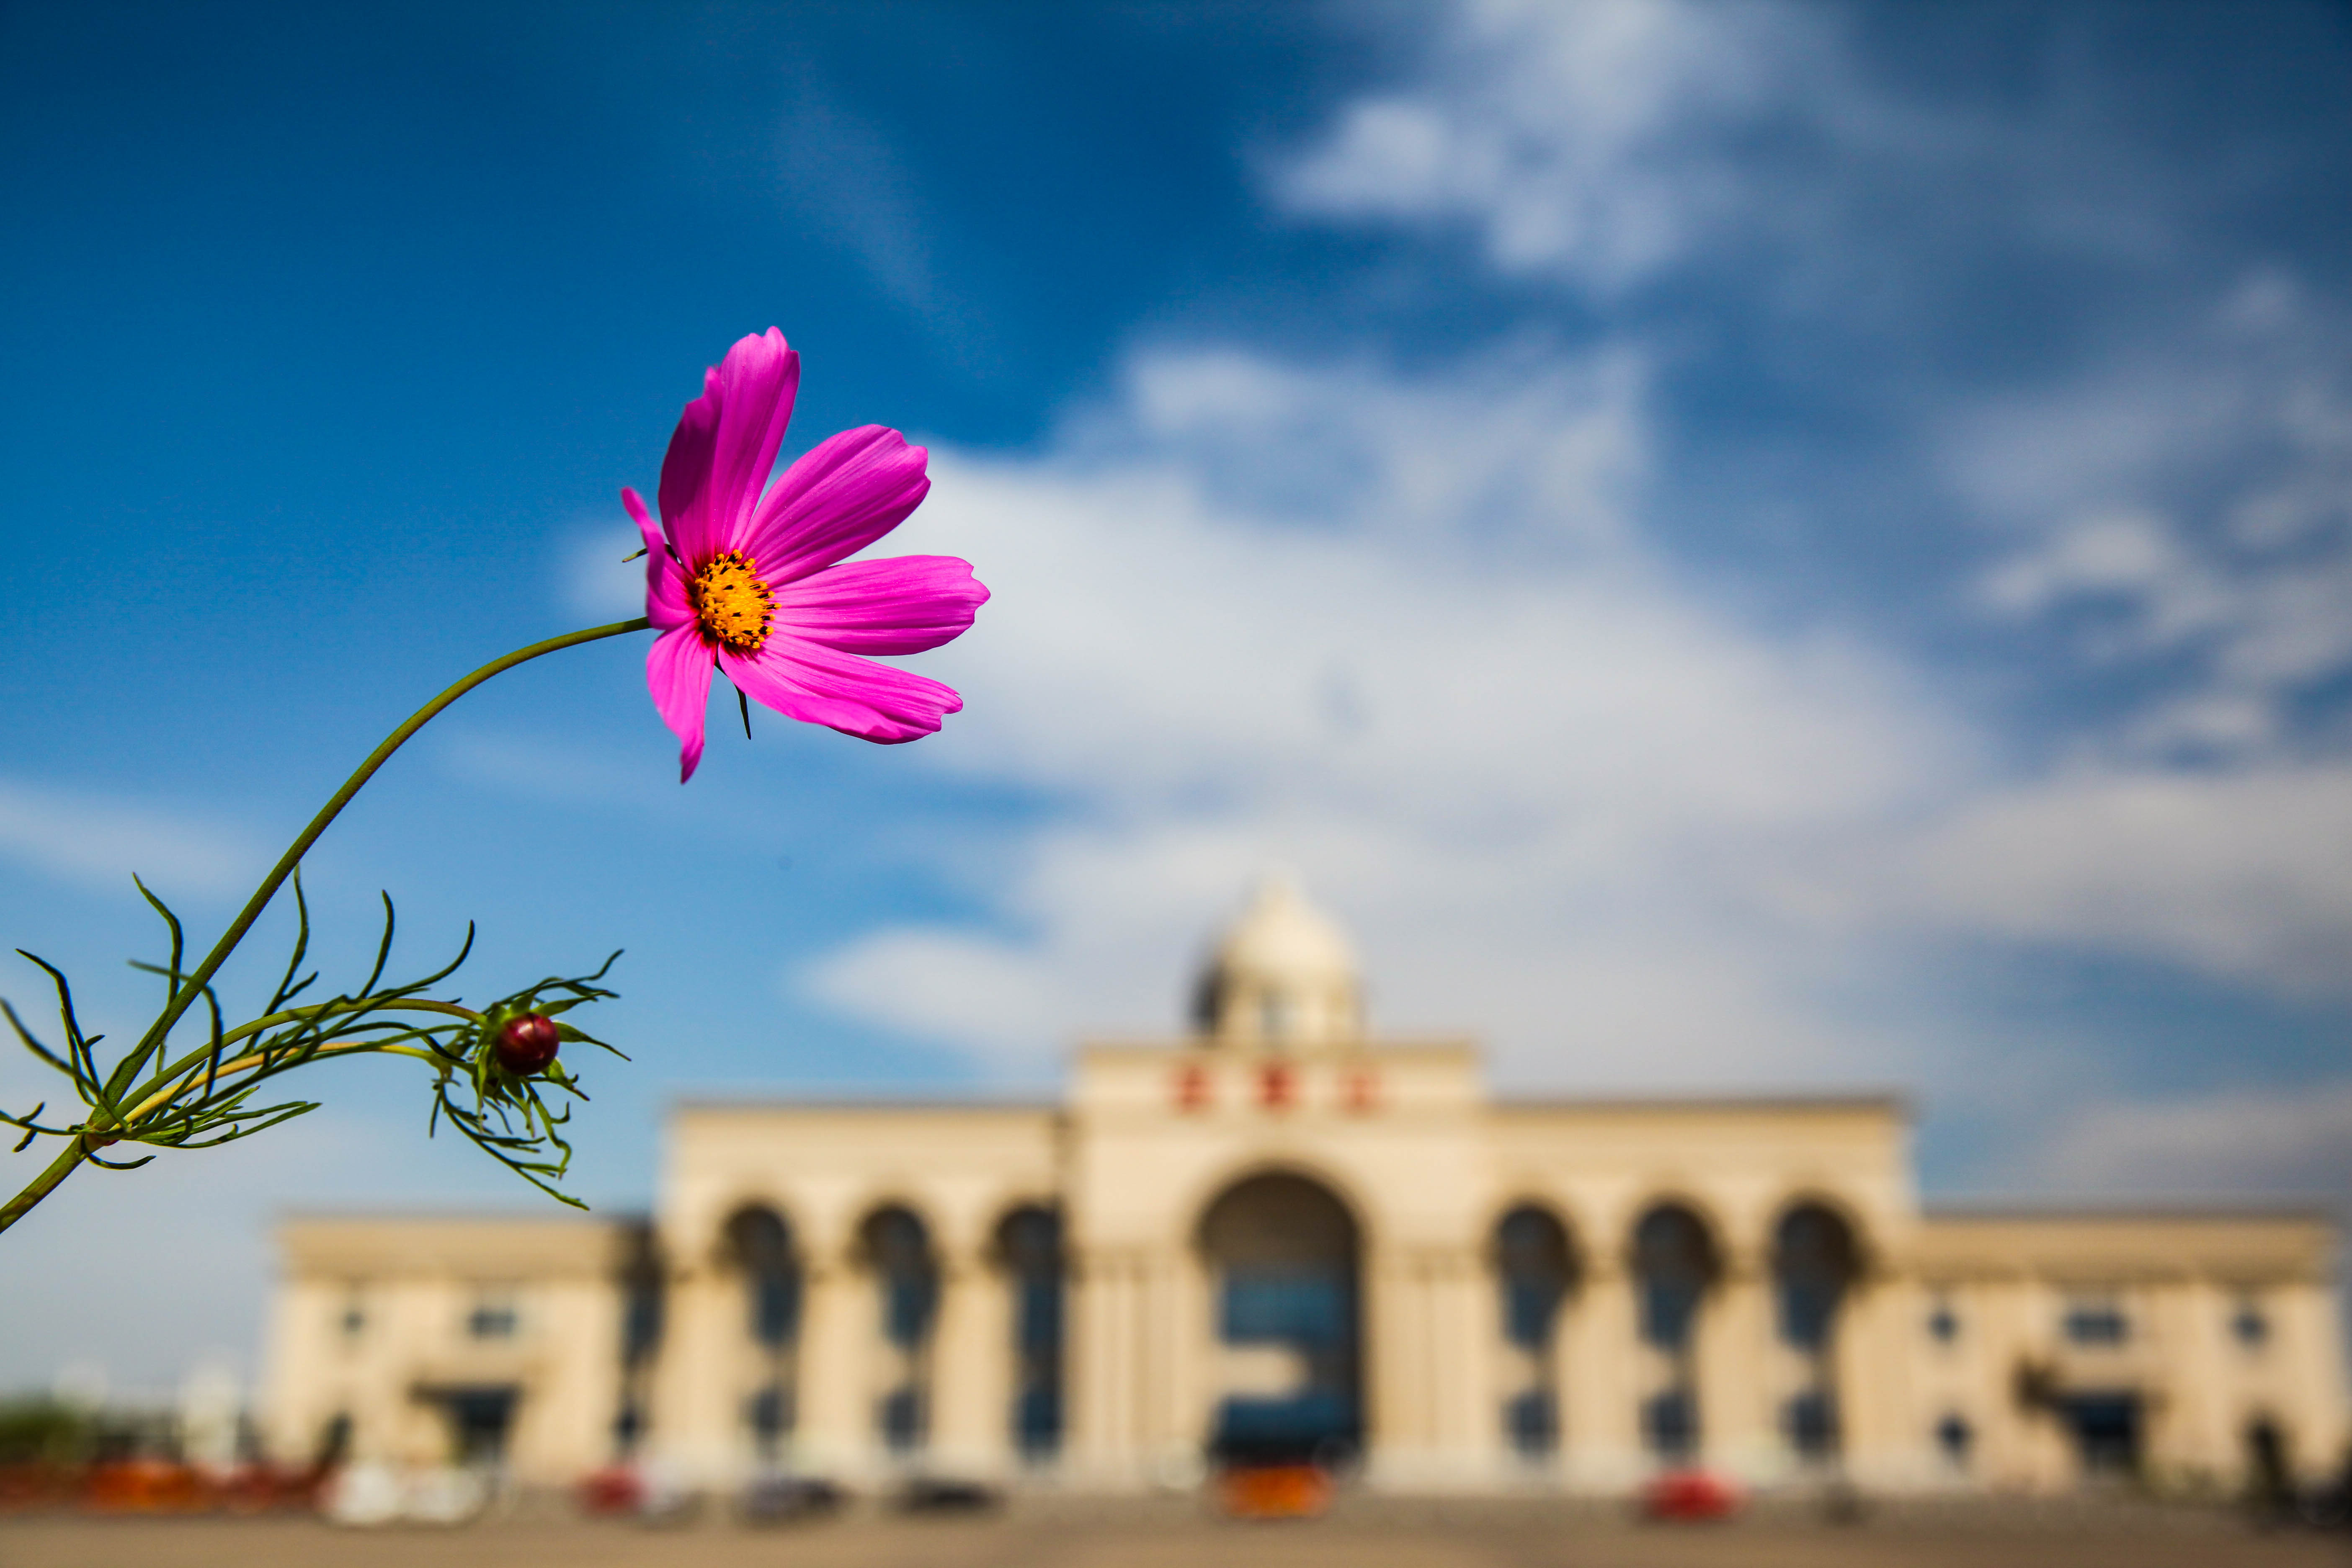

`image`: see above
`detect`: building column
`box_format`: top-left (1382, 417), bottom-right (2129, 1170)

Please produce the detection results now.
top-left (1068, 1244), bottom-right (1145, 1486)
top-left (1362, 1242), bottom-right (1425, 1484)
top-left (649, 1265), bottom-right (740, 1484)
top-left (793, 1242), bottom-right (869, 1478)
top-left (926, 1239), bottom-right (1012, 1478)
top-left (1559, 1259), bottom-right (1641, 1491)
top-left (1697, 1247), bottom-right (1775, 1480)
top-left (1435, 1245), bottom-right (1501, 1486)
top-left (1835, 1270), bottom-right (1926, 1488)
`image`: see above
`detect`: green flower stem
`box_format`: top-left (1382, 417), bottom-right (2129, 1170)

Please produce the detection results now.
top-left (0, 616), bottom-right (651, 1235)
top-left (0, 1140), bottom-right (90, 1234)
top-left (124, 999), bottom-right (480, 1123)
top-left (124, 1002), bottom-right (478, 1122)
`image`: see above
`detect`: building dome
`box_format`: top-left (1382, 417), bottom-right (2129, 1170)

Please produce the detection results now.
top-left (1191, 874), bottom-right (1364, 1048)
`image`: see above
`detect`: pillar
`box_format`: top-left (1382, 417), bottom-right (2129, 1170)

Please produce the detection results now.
top-left (926, 1238), bottom-right (1012, 1477)
top-left (792, 1241), bottom-right (868, 1476)
top-left (1559, 1258), bottom-right (1641, 1491)
top-left (649, 1266), bottom-right (739, 1483)
top-left (1698, 1246), bottom-right (1775, 1479)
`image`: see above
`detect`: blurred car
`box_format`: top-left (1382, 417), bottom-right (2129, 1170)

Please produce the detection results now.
top-left (1639, 1467), bottom-right (1742, 1522)
top-left (896, 1476), bottom-right (1000, 1514)
top-left (740, 1473), bottom-right (846, 1524)
top-left (1217, 1463), bottom-right (1333, 1521)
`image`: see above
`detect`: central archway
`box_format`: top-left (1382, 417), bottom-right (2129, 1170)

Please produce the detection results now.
top-left (1197, 1171), bottom-right (1362, 1465)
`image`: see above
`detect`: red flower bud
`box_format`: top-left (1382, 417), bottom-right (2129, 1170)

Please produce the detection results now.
top-left (494, 1014), bottom-right (562, 1075)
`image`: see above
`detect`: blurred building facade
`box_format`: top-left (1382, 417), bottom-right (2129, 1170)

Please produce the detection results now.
top-left (263, 878), bottom-right (2348, 1496)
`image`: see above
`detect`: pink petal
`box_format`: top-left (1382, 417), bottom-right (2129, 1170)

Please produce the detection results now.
top-left (624, 487), bottom-right (693, 632)
top-left (721, 634), bottom-right (963, 745)
top-left (656, 329), bottom-right (801, 569)
top-left (742, 425), bottom-right (931, 586)
top-left (769, 555), bottom-right (988, 655)
top-left (645, 625), bottom-right (716, 782)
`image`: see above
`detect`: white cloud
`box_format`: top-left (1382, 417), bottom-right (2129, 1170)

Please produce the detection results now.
top-left (2027, 1084), bottom-right (2352, 1201)
top-left (1893, 766), bottom-right (2352, 995)
top-left (799, 344), bottom-right (1973, 1084)
top-left (0, 778), bottom-right (258, 899)
top-left (1273, 0), bottom-right (1823, 291)
top-left (1959, 276), bottom-right (2352, 760)
top-left (564, 523), bottom-right (650, 622)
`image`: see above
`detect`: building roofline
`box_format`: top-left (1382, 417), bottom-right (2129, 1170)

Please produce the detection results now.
top-left (671, 1094), bottom-right (1060, 1113)
top-left (1493, 1090), bottom-right (1912, 1116)
top-left (1924, 1200), bottom-right (2337, 1224)
top-left (275, 1207), bottom-right (649, 1223)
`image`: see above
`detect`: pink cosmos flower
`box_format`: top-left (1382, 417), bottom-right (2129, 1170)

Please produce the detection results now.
top-left (624, 329), bottom-right (987, 781)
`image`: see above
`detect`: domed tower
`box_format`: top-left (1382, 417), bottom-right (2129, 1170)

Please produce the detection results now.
top-left (1190, 874), bottom-right (1364, 1050)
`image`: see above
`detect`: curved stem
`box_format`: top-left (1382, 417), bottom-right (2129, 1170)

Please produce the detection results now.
top-left (129, 999), bottom-right (480, 1114)
top-left (0, 1139), bottom-right (90, 1235)
top-left (124, 1037), bottom-right (444, 1125)
top-left (0, 616), bottom-right (651, 1235)
top-left (134, 617), bottom-right (649, 1062)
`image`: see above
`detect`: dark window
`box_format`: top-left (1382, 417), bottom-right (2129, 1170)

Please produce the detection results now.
top-left (466, 1299), bottom-right (518, 1340)
top-left (339, 1301), bottom-right (366, 1338)
top-left (442, 1387), bottom-right (517, 1465)
top-left (1643, 1389), bottom-right (1696, 1461)
top-left (746, 1383), bottom-right (792, 1460)
top-left (1772, 1206), bottom-right (1856, 1352)
top-left (1505, 1388), bottom-right (1555, 1455)
top-left (2062, 1301), bottom-right (2128, 1346)
top-left (1496, 1207), bottom-right (1572, 1351)
top-left (1935, 1413), bottom-right (1973, 1468)
top-left (1927, 1302), bottom-right (1959, 1344)
top-left (863, 1207), bottom-right (937, 1453)
top-left (1634, 1209), bottom-right (1714, 1352)
top-left (879, 1387), bottom-right (923, 1452)
top-left (725, 1207), bottom-right (799, 1351)
top-left (1784, 1391), bottom-right (1838, 1461)
top-left (2231, 1302), bottom-right (2269, 1349)
top-left (1001, 1207), bottom-right (1065, 1461)
top-left (2059, 1393), bottom-right (2141, 1477)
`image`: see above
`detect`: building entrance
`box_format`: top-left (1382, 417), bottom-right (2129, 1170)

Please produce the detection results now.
top-left (1198, 1173), bottom-right (1362, 1465)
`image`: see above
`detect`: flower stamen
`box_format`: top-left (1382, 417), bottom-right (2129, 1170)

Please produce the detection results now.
top-left (690, 551), bottom-right (774, 653)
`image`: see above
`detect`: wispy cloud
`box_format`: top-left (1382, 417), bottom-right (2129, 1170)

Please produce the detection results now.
top-left (2022, 1083), bottom-right (2352, 1202)
top-left (0, 778), bottom-right (258, 899)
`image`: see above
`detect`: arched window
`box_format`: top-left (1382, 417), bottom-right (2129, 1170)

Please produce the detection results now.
top-left (1772, 1202), bottom-right (1860, 1464)
top-left (860, 1206), bottom-right (939, 1453)
top-left (1632, 1204), bottom-right (1718, 1462)
top-left (1493, 1205), bottom-right (1574, 1458)
top-left (1198, 1172), bottom-right (1362, 1466)
top-left (722, 1206), bottom-right (799, 1460)
top-left (614, 1221), bottom-right (665, 1457)
top-left (998, 1205), bottom-right (1065, 1462)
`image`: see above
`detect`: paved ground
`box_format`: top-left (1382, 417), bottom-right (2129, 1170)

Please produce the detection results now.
top-left (4, 1499), bottom-right (2349, 1568)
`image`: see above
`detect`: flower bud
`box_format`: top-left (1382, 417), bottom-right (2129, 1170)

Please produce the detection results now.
top-left (494, 1013), bottom-right (562, 1076)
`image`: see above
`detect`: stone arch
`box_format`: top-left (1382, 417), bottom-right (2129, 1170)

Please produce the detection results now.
top-left (1195, 1169), bottom-right (1364, 1464)
top-left (1770, 1199), bottom-right (1862, 1464)
top-left (992, 1202), bottom-right (1066, 1462)
top-left (719, 1203), bottom-right (802, 1350)
top-left (1490, 1201), bottom-right (1577, 1459)
top-left (855, 1203), bottom-right (941, 1454)
top-left (1628, 1198), bottom-right (1722, 1462)
top-left (717, 1202), bottom-right (801, 1460)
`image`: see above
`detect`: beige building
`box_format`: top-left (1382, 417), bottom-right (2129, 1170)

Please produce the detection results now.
top-left (263, 879), bottom-right (2348, 1497)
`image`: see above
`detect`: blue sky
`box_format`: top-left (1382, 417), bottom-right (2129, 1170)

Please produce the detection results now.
top-left (5, 1), bottom-right (2352, 1395)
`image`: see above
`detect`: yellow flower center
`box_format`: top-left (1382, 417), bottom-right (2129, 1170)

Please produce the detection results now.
top-left (690, 551), bottom-right (774, 654)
